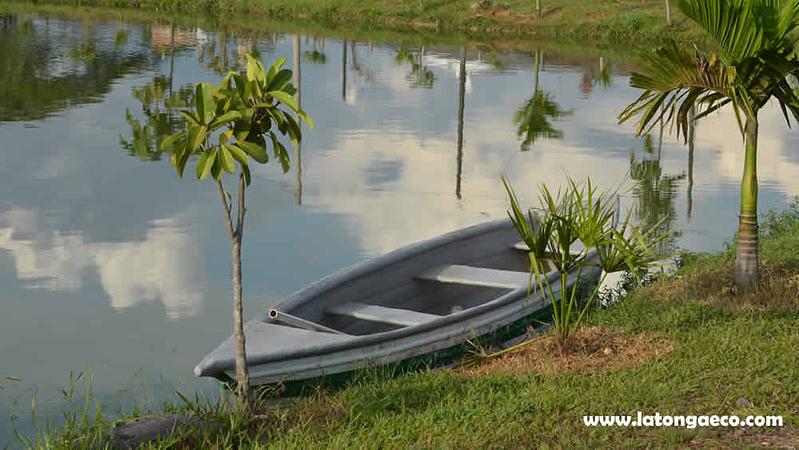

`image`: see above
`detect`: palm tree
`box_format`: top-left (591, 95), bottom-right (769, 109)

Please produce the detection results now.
top-left (619, 0), bottom-right (799, 287)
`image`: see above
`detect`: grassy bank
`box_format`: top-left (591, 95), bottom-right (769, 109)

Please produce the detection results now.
top-left (4, 0), bottom-right (703, 46)
top-left (24, 201), bottom-right (799, 448)
top-left (0, 1), bottom-right (654, 62)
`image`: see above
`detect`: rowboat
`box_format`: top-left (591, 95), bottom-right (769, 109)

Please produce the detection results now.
top-left (194, 218), bottom-right (598, 392)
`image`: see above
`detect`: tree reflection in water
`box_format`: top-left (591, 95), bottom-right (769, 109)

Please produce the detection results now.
top-left (0, 16), bottom-right (153, 122)
top-left (514, 50), bottom-right (571, 151)
top-left (629, 134), bottom-right (685, 255)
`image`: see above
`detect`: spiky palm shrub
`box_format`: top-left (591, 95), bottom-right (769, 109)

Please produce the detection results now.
top-left (503, 177), bottom-right (666, 347)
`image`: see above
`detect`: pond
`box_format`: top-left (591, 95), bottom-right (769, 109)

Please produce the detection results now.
top-left (1, 8), bottom-right (798, 445)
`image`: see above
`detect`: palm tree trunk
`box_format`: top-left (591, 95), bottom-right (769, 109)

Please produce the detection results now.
top-left (735, 115), bottom-right (760, 287)
top-left (665, 0), bottom-right (672, 26)
top-left (687, 106), bottom-right (695, 219)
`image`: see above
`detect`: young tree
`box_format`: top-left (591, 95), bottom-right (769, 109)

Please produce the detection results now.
top-left (619, 0), bottom-right (799, 288)
top-left (162, 55), bottom-right (312, 407)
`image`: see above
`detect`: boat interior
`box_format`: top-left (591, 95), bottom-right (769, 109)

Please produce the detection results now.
top-left (267, 225), bottom-right (556, 337)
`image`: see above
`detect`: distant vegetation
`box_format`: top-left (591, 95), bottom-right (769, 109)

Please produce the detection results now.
top-left (6, 0), bottom-right (701, 45)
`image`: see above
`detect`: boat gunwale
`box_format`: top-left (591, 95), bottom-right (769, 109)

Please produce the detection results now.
top-left (197, 218), bottom-right (596, 377)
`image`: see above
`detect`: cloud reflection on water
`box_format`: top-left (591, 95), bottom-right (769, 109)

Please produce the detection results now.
top-left (0, 209), bottom-right (205, 318)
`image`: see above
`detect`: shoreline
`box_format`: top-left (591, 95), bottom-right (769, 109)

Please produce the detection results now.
top-left (1, 0), bottom-right (704, 48)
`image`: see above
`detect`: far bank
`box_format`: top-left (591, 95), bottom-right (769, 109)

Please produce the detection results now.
top-left (3, 0), bottom-right (703, 47)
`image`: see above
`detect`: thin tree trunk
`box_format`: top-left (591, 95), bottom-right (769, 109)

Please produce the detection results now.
top-left (687, 106), bottom-right (695, 219)
top-left (292, 35), bottom-right (303, 205)
top-left (222, 31), bottom-right (228, 72)
top-left (658, 106), bottom-right (664, 162)
top-left (342, 40), bottom-right (347, 101)
top-left (169, 22), bottom-right (175, 95)
top-left (665, 0), bottom-right (672, 26)
top-left (735, 115), bottom-right (760, 287)
top-left (234, 172), bottom-right (249, 406)
top-left (455, 47), bottom-right (466, 200)
top-left (231, 235), bottom-right (249, 406)
top-left (217, 177), bottom-right (250, 408)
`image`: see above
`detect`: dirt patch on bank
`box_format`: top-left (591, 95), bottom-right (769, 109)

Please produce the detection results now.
top-left (460, 326), bottom-right (673, 377)
top-left (688, 426), bottom-right (799, 448)
top-left (646, 259), bottom-right (799, 312)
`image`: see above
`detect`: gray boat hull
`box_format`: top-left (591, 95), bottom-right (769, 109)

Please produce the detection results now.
top-left (195, 219), bottom-right (597, 389)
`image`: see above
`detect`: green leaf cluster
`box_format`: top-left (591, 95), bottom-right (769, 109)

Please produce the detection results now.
top-left (161, 54), bottom-right (313, 185)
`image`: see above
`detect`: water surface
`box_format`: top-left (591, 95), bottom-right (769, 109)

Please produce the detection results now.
top-left (1, 11), bottom-right (798, 445)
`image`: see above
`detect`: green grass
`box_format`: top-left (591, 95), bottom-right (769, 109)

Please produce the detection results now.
top-left (24, 200), bottom-right (799, 448)
top-left (3, 0), bottom-right (705, 46)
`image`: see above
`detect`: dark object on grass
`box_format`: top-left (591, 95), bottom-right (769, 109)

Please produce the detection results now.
top-left (110, 414), bottom-right (210, 449)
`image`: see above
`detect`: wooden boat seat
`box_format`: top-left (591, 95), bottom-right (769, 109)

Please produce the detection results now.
top-left (326, 302), bottom-right (442, 327)
top-left (416, 264), bottom-right (529, 289)
top-left (512, 240), bottom-right (588, 256)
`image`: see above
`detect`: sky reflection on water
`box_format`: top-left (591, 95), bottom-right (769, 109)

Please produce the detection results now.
top-left (0, 11), bottom-right (798, 445)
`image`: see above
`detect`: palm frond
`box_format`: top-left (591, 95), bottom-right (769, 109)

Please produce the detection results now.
top-left (675, 0), bottom-right (799, 57)
top-left (619, 41), bottom-right (739, 140)
top-left (514, 90), bottom-right (571, 151)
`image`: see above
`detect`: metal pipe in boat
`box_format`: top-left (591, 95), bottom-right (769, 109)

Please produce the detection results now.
top-left (268, 308), bottom-right (349, 336)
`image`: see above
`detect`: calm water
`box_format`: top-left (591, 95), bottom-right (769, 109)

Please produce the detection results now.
top-left (2, 11), bottom-right (798, 444)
